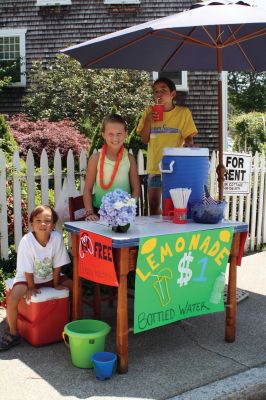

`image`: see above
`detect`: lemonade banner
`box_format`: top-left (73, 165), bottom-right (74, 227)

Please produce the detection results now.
top-left (134, 228), bottom-right (233, 333)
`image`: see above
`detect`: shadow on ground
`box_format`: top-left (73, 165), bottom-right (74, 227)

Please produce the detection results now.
top-left (0, 289), bottom-right (266, 400)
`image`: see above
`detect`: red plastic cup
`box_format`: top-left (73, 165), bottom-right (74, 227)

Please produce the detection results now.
top-left (152, 104), bottom-right (164, 122)
top-left (162, 197), bottom-right (174, 217)
top-left (168, 208), bottom-right (187, 224)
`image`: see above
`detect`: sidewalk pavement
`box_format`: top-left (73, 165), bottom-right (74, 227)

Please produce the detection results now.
top-left (0, 251), bottom-right (266, 400)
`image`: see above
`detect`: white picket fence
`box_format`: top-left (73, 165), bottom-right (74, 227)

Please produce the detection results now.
top-left (209, 151), bottom-right (266, 251)
top-left (0, 148), bottom-right (265, 259)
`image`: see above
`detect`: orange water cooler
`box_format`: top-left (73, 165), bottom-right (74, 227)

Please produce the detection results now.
top-left (5, 280), bottom-right (69, 346)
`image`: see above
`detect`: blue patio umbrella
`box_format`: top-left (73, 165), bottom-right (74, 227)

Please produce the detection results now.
top-left (61, 0), bottom-right (266, 198)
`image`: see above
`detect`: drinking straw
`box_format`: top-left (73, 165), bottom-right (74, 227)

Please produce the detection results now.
top-left (170, 188), bottom-right (191, 208)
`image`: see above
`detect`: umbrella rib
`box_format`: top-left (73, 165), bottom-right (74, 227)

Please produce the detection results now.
top-left (160, 41), bottom-right (184, 71)
top-left (224, 28), bottom-right (266, 47)
top-left (222, 24), bottom-right (245, 46)
top-left (157, 27), bottom-right (221, 71)
top-left (82, 31), bottom-right (153, 68)
top-left (162, 28), bottom-right (215, 49)
top-left (225, 26), bottom-right (266, 71)
top-left (81, 24), bottom-right (266, 71)
top-left (202, 26), bottom-right (220, 47)
top-left (158, 27), bottom-right (212, 71)
top-left (156, 26), bottom-right (266, 50)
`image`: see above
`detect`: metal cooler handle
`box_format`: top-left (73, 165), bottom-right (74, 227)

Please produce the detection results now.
top-left (159, 160), bottom-right (175, 173)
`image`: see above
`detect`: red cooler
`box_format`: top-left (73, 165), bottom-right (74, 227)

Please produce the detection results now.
top-left (5, 280), bottom-right (69, 346)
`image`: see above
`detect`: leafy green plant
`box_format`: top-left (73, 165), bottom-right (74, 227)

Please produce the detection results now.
top-left (22, 55), bottom-right (93, 124)
top-left (0, 58), bottom-right (21, 92)
top-left (0, 113), bottom-right (18, 160)
top-left (0, 248), bottom-right (17, 303)
top-left (229, 112), bottom-right (266, 154)
top-left (88, 122), bottom-right (103, 156)
top-left (228, 72), bottom-right (266, 113)
top-left (126, 113), bottom-right (147, 159)
top-left (22, 54), bottom-right (152, 134)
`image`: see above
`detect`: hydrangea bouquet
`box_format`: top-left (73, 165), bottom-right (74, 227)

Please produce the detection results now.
top-left (99, 189), bottom-right (137, 232)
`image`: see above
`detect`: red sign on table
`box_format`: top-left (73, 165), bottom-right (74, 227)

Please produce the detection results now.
top-left (78, 229), bottom-right (118, 286)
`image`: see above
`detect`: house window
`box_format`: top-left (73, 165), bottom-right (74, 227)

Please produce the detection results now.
top-left (0, 29), bottom-right (27, 87)
top-left (104, 0), bottom-right (140, 4)
top-left (36, 0), bottom-right (72, 5)
top-left (153, 71), bottom-right (188, 91)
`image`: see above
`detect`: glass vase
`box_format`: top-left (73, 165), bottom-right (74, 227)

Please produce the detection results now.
top-left (112, 223), bottom-right (130, 233)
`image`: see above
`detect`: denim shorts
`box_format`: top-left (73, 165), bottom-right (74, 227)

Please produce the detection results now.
top-left (147, 174), bottom-right (162, 189)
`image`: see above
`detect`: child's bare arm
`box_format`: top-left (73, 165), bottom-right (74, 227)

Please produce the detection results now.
top-left (184, 133), bottom-right (196, 147)
top-left (53, 266), bottom-right (65, 290)
top-left (129, 154), bottom-right (140, 201)
top-left (24, 272), bottom-right (40, 300)
top-left (83, 153), bottom-right (99, 220)
top-left (138, 109), bottom-right (153, 144)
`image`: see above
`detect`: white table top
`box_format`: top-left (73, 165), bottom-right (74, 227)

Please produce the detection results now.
top-left (65, 216), bottom-right (248, 248)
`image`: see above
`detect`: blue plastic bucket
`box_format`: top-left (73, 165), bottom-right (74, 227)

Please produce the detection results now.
top-left (160, 148), bottom-right (209, 217)
top-left (92, 352), bottom-right (117, 380)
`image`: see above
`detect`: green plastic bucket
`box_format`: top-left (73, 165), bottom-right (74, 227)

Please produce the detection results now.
top-left (63, 319), bottom-right (111, 369)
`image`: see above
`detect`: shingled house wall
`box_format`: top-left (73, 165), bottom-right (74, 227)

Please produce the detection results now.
top-left (0, 0), bottom-right (219, 150)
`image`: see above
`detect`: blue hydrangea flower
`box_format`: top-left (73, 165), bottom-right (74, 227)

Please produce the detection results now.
top-left (99, 189), bottom-right (137, 227)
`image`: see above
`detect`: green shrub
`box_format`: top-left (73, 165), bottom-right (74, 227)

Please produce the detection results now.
top-left (22, 54), bottom-right (152, 134)
top-left (0, 248), bottom-right (17, 303)
top-left (22, 55), bottom-right (92, 125)
top-left (229, 112), bottom-right (266, 154)
top-left (0, 59), bottom-right (20, 91)
top-left (126, 113), bottom-right (147, 159)
top-left (0, 114), bottom-right (18, 160)
top-left (228, 72), bottom-right (266, 113)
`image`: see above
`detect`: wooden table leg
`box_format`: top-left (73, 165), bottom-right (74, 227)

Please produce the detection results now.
top-left (115, 247), bottom-right (130, 374)
top-left (225, 232), bottom-right (240, 342)
top-left (71, 233), bottom-right (83, 320)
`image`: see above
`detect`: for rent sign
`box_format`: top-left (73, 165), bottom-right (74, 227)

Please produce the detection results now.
top-left (223, 152), bottom-right (251, 195)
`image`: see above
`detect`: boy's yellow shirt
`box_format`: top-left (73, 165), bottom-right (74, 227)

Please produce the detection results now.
top-left (137, 105), bottom-right (197, 174)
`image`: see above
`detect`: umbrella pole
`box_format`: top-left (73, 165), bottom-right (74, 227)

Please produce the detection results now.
top-left (216, 45), bottom-right (225, 201)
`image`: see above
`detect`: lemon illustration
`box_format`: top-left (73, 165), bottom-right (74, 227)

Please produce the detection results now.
top-left (219, 230), bottom-right (231, 243)
top-left (141, 238), bottom-right (157, 254)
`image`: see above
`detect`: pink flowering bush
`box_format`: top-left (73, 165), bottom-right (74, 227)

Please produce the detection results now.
top-left (7, 114), bottom-right (90, 164)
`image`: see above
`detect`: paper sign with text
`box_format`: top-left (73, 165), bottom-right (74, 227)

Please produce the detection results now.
top-left (78, 229), bottom-right (118, 286)
top-left (134, 228), bottom-right (233, 333)
top-left (222, 152), bottom-right (251, 195)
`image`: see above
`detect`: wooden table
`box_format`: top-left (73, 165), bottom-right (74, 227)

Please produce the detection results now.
top-left (65, 217), bottom-right (248, 374)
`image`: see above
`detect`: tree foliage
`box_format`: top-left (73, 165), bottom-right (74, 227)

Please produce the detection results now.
top-left (0, 113), bottom-right (18, 160)
top-left (22, 54), bottom-right (152, 136)
top-left (0, 59), bottom-right (20, 92)
top-left (228, 72), bottom-right (266, 113)
top-left (228, 72), bottom-right (266, 153)
top-left (22, 55), bottom-right (92, 125)
top-left (229, 112), bottom-right (266, 154)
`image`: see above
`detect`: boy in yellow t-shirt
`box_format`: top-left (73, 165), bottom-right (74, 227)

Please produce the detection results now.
top-left (137, 77), bottom-right (197, 215)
